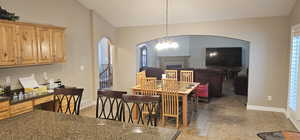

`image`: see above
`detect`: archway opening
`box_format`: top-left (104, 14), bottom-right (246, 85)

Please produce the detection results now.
top-left (98, 37), bottom-right (113, 89)
top-left (136, 35), bottom-right (250, 106)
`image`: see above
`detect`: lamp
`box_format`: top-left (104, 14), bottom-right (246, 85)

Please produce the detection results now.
top-left (155, 0), bottom-right (178, 51)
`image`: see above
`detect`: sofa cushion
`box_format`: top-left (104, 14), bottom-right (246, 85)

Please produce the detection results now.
top-left (193, 84), bottom-right (209, 97)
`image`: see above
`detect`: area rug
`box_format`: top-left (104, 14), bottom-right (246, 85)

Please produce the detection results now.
top-left (257, 131), bottom-right (300, 140)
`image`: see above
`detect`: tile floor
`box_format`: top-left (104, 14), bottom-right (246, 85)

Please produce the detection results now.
top-left (81, 80), bottom-right (296, 140)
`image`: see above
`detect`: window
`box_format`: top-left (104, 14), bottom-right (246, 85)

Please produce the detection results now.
top-left (288, 25), bottom-right (300, 114)
top-left (140, 46), bottom-right (147, 68)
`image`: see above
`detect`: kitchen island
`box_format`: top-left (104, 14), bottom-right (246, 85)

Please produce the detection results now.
top-left (0, 110), bottom-right (180, 140)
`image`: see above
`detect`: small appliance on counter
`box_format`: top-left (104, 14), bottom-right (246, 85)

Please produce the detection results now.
top-left (19, 75), bottom-right (48, 93)
top-left (48, 79), bottom-right (64, 90)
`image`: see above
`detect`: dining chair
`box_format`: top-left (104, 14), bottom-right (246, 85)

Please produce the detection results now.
top-left (180, 70), bottom-right (194, 82)
top-left (140, 77), bottom-right (157, 95)
top-left (96, 90), bottom-right (127, 121)
top-left (165, 70), bottom-right (178, 80)
top-left (53, 88), bottom-right (84, 115)
top-left (122, 94), bottom-right (160, 126)
top-left (161, 78), bottom-right (180, 128)
top-left (136, 71), bottom-right (146, 86)
top-left (139, 77), bottom-right (159, 120)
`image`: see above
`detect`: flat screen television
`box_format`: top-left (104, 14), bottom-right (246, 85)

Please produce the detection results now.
top-left (206, 47), bottom-right (242, 67)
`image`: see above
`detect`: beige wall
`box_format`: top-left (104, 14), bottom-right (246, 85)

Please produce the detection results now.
top-left (0, 0), bottom-right (116, 104)
top-left (0, 0), bottom-right (293, 109)
top-left (291, 0), bottom-right (300, 26)
top-left (116, 17), bottom-right (290, 108)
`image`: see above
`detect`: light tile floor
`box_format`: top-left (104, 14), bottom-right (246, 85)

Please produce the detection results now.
top-left (81, 80), bottom-right (296, 140)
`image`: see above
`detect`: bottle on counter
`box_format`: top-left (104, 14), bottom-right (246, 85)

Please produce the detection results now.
top-left (18, 91), bottom-right (24, 100)
top-left (13, 92), bottom-right (18, 100)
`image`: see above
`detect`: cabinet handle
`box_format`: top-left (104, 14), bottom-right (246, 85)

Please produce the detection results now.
top-left (4, 53), bottom-right (7, 57)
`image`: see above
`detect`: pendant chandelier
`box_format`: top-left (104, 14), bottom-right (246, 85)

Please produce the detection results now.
top-left (155, 0), bottom-right (178, 51)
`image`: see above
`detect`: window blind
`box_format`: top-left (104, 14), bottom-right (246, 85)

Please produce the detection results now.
top-left (289, 25), bottom-right (300, 115)
top-left (288, 35), bottom-right (300, 111)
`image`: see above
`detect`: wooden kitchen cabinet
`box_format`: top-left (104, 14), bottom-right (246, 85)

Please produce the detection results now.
top-left (0, 101), bottom-right (10, 120)
top-left (0, 20), bottom-right (66, 68)
top-left (10, 101), bottom-right (33, 117)
top-left (0, 22), bottom-right (17, 66)
top-left (52, 29), bottom-right (65, 62)
top-left (34, 95), bottom-right (54, 106)
top-left (17, 24), bottom-right (38, 65)
top-left (37, 27), bottom-right (53, 64)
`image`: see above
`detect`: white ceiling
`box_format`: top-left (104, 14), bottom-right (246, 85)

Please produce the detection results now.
top-left (77, 0), bottom-right (296, 27)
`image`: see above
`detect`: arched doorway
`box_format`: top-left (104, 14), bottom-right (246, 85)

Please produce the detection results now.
top-left (136, 35), bottom-right (250, 105)
top-left (98, 37), bottom-right (113, 89)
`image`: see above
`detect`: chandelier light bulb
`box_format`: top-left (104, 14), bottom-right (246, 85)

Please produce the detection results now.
top-left (155, 41), bottom-right (179, 50)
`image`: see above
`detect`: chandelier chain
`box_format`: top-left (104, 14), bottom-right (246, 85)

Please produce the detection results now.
top-left (166, 0), bottom-right (169, 39)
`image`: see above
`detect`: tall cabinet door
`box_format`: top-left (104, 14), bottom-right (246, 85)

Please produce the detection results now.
top-left (0, 23), bottom-right (17, 66)
top-left (52, 29), bottom-right (65, 62)
top-left (37, 27), bottom-right (52, 64)
top-left (17, 25), bottom-right (38, 65)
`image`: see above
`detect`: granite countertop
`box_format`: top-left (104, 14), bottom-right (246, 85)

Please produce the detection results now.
top-left (0, 92), bottom-right (53, 105)
top-left (0, 110), bottom-right (180, 140)
top-left (9, 92), bottom-right (53, 105)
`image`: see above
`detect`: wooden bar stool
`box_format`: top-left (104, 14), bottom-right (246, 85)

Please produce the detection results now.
top-left (122, 94), bottom-right (160, 126)
top-left (96, 90), bottom-right (127, 121)
top-left (53, 88), bottom-right (84, 115)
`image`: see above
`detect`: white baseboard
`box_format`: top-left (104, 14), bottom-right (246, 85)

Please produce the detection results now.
top-left (288, 116), bottom-right (300, 131)
top-left (246, 105), bottom-right (286, 113)
top-left (81, 100), bottom-right (97, 109)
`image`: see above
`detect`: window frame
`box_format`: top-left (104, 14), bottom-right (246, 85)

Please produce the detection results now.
top-left (287, 24), bottom-right (300, 119)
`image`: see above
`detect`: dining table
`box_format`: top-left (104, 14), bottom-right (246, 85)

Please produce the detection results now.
top-left (0, 110), bottom-right (180, 140)
top-left (132, 81), bottom-right (199, 127)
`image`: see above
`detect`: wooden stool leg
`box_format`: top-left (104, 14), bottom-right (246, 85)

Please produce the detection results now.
top-left (176, 117), bottom-right (179, 129)
top-left (162, 115), bottom-right (165, 126)
top-left (132, 90), bottom-right (138, 120)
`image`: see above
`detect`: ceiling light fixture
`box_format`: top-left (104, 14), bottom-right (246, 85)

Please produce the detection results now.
top-left (155, 0), bottom-right (178, 51)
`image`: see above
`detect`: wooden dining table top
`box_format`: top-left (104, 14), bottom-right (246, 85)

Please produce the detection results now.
top-left (0, 110), bottom-right (180, 140)
top-left (132, 81), bottom-right (200, 95)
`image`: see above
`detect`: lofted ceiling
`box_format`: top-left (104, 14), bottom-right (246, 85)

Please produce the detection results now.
top-left (77, 0), bottom-right (296, 27)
